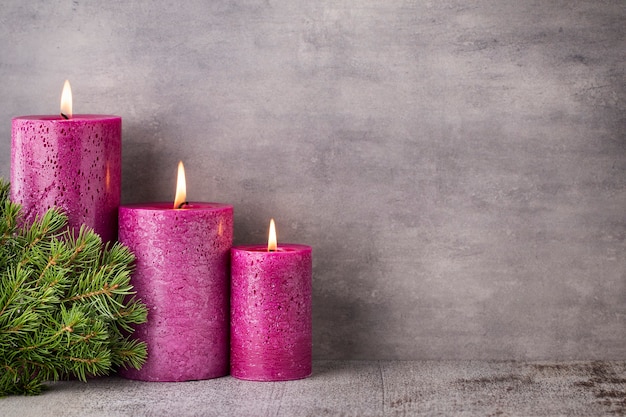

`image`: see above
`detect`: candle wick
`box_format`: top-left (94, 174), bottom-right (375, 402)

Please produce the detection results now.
top-left (269, 249), bottom-right (276, 253)
top-left (177, 201), bottom-right (188, 209)
top-left (60, 113), bottom-right (69, 120)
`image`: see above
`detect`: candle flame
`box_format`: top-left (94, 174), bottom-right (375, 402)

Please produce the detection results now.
top-left (60, 80), bottom-right (72, 118)
top-left (268, 218), bottom-right (277, 251)
top-left (173, 161), bottom-right (187, 209)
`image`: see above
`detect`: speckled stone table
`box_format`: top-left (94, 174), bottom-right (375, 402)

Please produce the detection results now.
top-left (2, 360), bottom-right (625, 416)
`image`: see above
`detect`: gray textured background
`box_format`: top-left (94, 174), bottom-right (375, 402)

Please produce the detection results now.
top-left (0, 0), bottom-right (624, 360)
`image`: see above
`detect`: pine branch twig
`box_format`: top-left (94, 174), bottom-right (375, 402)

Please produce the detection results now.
top-left (0, 178), bottom-right (147, 396)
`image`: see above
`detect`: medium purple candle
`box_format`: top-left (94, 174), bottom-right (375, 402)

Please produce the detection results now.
top-left (118, 162), bottom-right (233, 381)
top-left (10, 81), bottom-right (121, 243)
top-left (231, 219), bottom-right (312, 381)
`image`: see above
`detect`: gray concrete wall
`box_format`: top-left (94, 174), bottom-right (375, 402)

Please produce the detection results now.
top-left (0, 0), bottom-right (624, 360)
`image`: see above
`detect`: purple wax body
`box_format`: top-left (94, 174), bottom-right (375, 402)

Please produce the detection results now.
top-left (231, 244), bottom-right (312, 381)
top-left (118, 202), bottom-right (233, 382)
top-left (11, 115), bottom-right (121, 243)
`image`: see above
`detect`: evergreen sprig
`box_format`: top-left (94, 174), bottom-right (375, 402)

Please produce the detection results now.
top-left (0, 178), bottom-right (147, 396)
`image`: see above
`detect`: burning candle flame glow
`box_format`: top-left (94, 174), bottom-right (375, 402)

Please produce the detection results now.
top-left (268, 218), bottom-right (277, 251)
top-left (60, 80), bottom-right (72, 119)
top-left (173, 161), bottom-right (187, 209)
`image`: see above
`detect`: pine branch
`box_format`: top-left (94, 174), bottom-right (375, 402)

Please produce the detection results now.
top-left (0, 178), bottom-right (147, 396)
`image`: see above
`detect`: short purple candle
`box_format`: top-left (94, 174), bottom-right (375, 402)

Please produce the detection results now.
top-left (11, 114), bottom-right (121, 243)
top-left (118, 201), bottom-right (233, 381)
top-left (231, 220), bottom-right (312, 381)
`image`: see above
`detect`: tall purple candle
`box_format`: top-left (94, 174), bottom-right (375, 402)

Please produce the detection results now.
top-left (11, 114), bottom-right (121, 243)
top-left (231, 220), bottom-right (312, 381)
top-left (118, 201), bottom-right (233, 381)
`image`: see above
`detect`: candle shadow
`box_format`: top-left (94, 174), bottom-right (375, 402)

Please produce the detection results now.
top-left (310, 359), bottom-right (379, 379)
top-left (311, 238), bottom-right (389, 368)
top-left (121, 125), bottom-right (167, 204)
top-left (313, 291), bottom-right (378, 362)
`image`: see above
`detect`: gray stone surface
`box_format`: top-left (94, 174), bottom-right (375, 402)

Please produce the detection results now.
top-left (2, 361), bottom-right (626, 416)
top-left (0, 1), bottom-right (625, 360)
